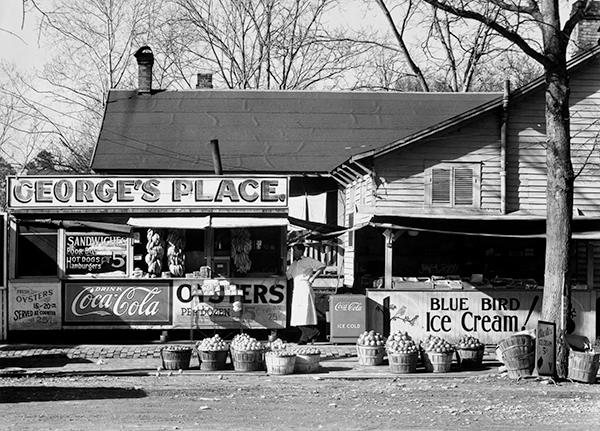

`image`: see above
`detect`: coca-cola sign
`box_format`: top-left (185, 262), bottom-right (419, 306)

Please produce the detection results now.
top-left (333, 301), bottom-right (364, 312)
top-left (64, 282), bottom-right (171, 324)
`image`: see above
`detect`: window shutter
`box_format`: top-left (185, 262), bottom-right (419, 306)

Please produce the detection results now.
top-left (454, 168), bottom-right (474, 206)
top-left (431, 168), bottom-right (451, 204)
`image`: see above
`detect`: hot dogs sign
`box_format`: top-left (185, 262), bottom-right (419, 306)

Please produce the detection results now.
top-left (7, 175), bottom-right (288, 209)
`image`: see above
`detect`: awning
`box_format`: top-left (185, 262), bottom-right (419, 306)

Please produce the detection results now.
top-left (210, 217), bottom-right (288, 228)
top-left (127, 216), bottom-right (210, 229)
top-left (126, 216), bottom-right (286, 229)
top-left (365, 215), bottom-right (600, 239)
top-left (27, 219), bottom-right (132, 234)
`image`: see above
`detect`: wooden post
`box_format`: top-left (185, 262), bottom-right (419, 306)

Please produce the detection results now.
top-left (382, 229), bottom-right (404, 289)
top-left (210, 139), bottom-right (223, 175)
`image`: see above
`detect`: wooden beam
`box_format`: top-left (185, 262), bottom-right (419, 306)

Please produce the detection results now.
top-left (382, 228), bottom-right (405, 289)
top-left (353, 160), bottom-right (373, 176)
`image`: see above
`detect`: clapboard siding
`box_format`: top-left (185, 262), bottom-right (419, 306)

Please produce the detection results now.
top-left (369, 115), bottom-right (502, 213)
top-left (570, 59), bottom-right (600, 216)
top-left (506, 56), bottom-right (600, 216)
top-left (343, 175), bottom-right (375, 287)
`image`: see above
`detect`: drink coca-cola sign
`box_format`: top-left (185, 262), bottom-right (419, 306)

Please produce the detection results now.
top-left (64, 282), bottom-right (171, 324)
top-left (333, 301), bottom-right (364, 312)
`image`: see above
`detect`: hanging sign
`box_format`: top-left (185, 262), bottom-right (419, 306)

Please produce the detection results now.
top-left (65, 234), bottom-right (128, 275)
top-left (9, 281), bottom-right (61, 330)
top-left (63, 281), bottom-right (172, 325)
top-left (7, 175), bottom-right (288, 210)
top-left (535, 320), bottom-right (556, 376)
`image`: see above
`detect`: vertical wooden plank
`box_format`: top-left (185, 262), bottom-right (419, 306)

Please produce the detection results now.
top-left (383, 229), bottom-right (393, 289)
top-left (587, 241), bottom-right (594, 290)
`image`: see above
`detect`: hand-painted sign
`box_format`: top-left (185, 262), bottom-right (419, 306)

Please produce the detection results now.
top-left (368, 289), bottom-right (545, 344)
top-left (64, 281), bottom-right (171, 324)
top-left (536, 320), bottom-right (556, 376)
top-left (7, 176), bottom-right (288, 209)
top-left (65, 234), bottom-right (128, 275)
top-left (9, 281), bottom-right (61, 330)
top-left (172, 278), bottom-right (286, 329)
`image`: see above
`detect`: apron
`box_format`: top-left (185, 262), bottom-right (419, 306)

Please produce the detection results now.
top-left (290, 278), bottom-right (317, 326)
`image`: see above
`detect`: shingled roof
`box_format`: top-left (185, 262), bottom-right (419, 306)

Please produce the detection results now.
top-left (91, 89), bottom-right (501, 175)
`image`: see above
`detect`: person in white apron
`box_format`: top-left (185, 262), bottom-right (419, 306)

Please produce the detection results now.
top-left (287, 243), bottom-right (326, 344)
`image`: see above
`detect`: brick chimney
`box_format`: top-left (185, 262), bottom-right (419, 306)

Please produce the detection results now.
top-left (134, 46), bottom-right (154, 93)
top-left (569, 1), bottom-right (600, 57)
top-left (196, 73), bottom-right (213, 89)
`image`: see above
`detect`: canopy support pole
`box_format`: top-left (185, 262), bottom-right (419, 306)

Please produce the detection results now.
top-left (382, 229), bottom-right (404, 289)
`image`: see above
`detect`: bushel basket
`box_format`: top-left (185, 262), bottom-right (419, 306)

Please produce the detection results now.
top-left (265, 354), bottom-right (296, 375)
top-left (388, 351), bottom-right (418, 374)
top-left (422, 351), bottom-right (453, 373)
top-left (161, 347), bottom-right (193, 370)
top-left (357, 344), bottom-right (385, 366)
top-left (498, 334), bottom-right (535, 379)
top-left (294, 353), bottom-right (321, 374)
top-left (456, 347), bottom-right (485, 369)
top-left (568, 350), bottom-right (600, 384)
top-left (231, 348), bottom-right (264, 372)
top-left (197, 349), bottom-right (229, 371)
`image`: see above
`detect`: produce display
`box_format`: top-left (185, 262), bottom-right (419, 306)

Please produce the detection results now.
top-left (357, 330), bottom-right (386, 346)
top-left (265, 350), bottom-right (296, 357)
top-left (166, 228), bottom-right (186, 277)
top-left (421, 335), bottom-right (455, 353)
top-left (385, 331), bottom-right (419, 354)
top-left (145, 228), bottom-right (165, 276)
top-left (456, 335), bottom-right (484, 350)
top-left (163, 345), bottom-right (192, 352)
top-left (231, 333), bottom-right (263, 351)
top-left (196, 334), bottom-right (229, 351)
top-left (290, 347), bottom-right (321, 355)
top-left (231, 228), bottom-right (252, 273)
top-left (265, 338), bottom-right (286, 351)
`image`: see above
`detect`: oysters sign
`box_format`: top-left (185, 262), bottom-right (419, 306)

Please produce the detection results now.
top-left (64, 281), bottom-right (171, 325)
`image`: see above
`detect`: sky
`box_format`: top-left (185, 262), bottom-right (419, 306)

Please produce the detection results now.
top-left (2, 0), bottom-right (383, 74)
top-left (0, 0), bottom-right (48, 70)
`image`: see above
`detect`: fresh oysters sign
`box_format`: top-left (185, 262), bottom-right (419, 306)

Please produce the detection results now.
top-left (64, 282), bottom-right (171, 324)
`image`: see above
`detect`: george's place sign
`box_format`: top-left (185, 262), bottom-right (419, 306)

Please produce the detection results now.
top-left (7, 175), bottom-right (288, 209)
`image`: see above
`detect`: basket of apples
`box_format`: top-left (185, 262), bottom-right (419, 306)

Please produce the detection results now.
top-left (420, 335), bottom-right (455, 373)
top-left (264, 338), bottom-right (287, 352)
top-left (195, 334), bottom-right (230, 371)
top-left (385, 331), bottom-right (419, 374)
top-left (230, 333), bottom-right (265, 371)
top-left (160, 345), bottom-right (193, 371)
top-left (290, 347), bottom-right (321, 373)
top-left (356, 330), bottom-right (387, 366)
top-left (455, 335), bottom-right (485, 369)
top-left (265, 350), bottom-right (296, 375)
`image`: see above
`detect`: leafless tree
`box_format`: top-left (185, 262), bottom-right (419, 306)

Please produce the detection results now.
top-left (171, 0), bottom-right (369, 89)
top-left (356, 0), bottom-right (541, 92)
top-left (406, 0), bottom-right (593, 377)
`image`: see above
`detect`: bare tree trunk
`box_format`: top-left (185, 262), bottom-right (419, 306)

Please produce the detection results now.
top-left (542, 63), bottom-right (574, 379)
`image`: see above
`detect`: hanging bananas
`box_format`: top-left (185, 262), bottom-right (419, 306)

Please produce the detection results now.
top-left (145, 228), bottom-right (165, 276)
top-left (166, 229), bottom-right (186, 277)
top-left (231, 228), bottom-right (252, 273)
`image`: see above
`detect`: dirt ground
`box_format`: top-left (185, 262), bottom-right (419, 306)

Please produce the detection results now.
top-left (1, 372), bottom-right (599, 431)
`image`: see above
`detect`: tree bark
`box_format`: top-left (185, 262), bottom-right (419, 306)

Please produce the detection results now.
top-left (542, 62), bottom-right (574, 379)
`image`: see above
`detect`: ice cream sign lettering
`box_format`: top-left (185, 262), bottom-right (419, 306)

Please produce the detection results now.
top-left (8, 176), bottom-right (288, 208)
top-left (426, 296), bottom-right (532, 333)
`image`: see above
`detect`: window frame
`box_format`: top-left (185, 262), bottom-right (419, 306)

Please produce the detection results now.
top-left (425, 162), bottom-right (481, 208)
